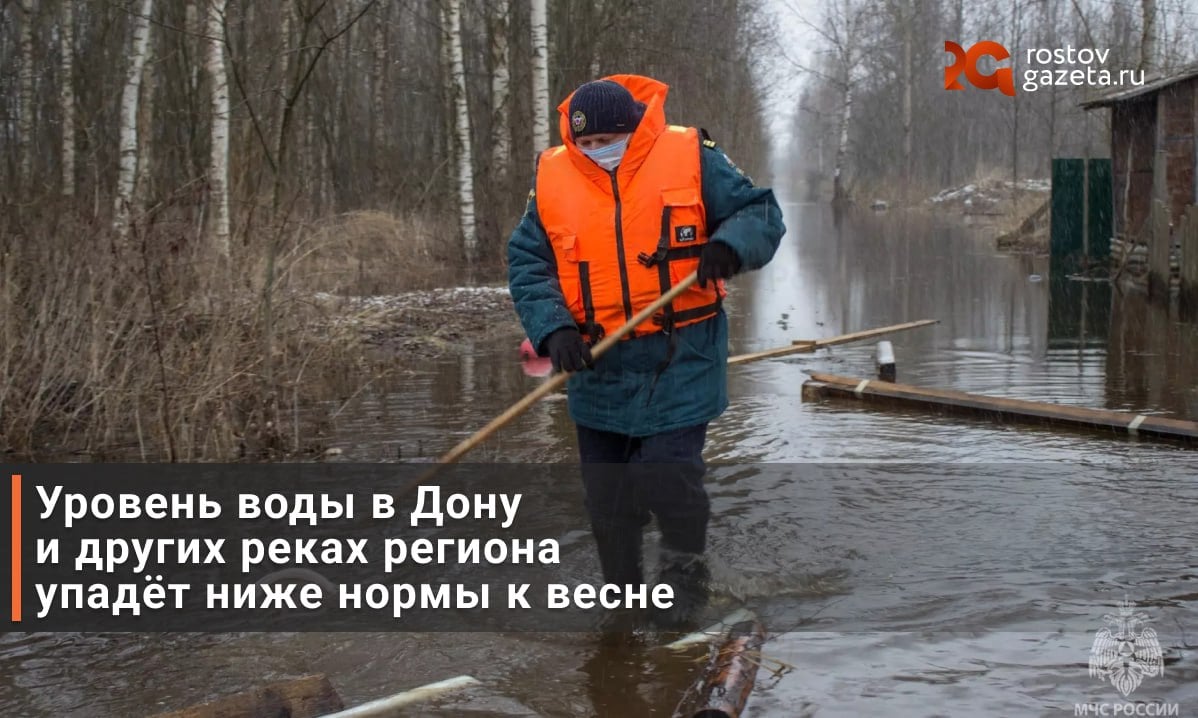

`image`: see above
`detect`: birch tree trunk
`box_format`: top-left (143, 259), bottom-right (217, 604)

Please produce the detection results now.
top-left (489, 0), bottom-right (510, 185)
top-left (113, 0), bottom-right (154, 241)
top-left (61, 0), bottom-right (76, 196)
top-left (274, 5), bottom-right (294, 183)
top-left (333, 9), bottom-right (353, 212)
top-left (832, 79), bottom-right (852, 207)
top-left (186, 2), bottom-right (201, 93)
top-left (135, 32), bottom-right (157, 211)
top-left (207, 0), bottom-right (231, 256)
top-left (18, 0), bottom-right (34, 190)
top-left (439, 2), bottom-right (454, 179)
top-left (447, 0), bottom-right (477, 263)
top-left (1140, 0), bottom-right (1157, 74)
top-left (900, 4), bottom-right (912, 192)
top-left (587, 0), bottom-right (605, 77)
top-left (530, 0), bottom-right (550, 154)
top-left (1010, 0), bottom-right (1020, 209)
top-left (884, 0), bottom-right (912, 194)
top-left (371, 3), bottom-right (388, 172)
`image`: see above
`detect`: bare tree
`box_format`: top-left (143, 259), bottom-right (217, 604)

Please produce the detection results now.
top-left (134, 20), bottom-right (157, 212)
top-left (827, 0), bottom-right (868, 206)
top-left (206, 0), bottom-right (230, 255)
top-left (61, 0), bottom-right (76, 197)
top-left (447, 0), bottom-right (476, 262)
top-left (787, 0), bottom-right (1173, 202)
top-left (113, 0), bottom-right (155, 241)
top-left (17, 0), bottom-right (34, 191)
top-left (1140, 0), bottom-right (1158, 74)
top-left (781, 0), bottom-right (870, 205)
top-left (884, 0), bottom-right (916, 195)
top-left (489, 0), bottom-right (511, 186)
top-left (530, 0), bottom-right (550, 154)
top-left (371, 2), bottom-right (388, 185)
top-left (0, 0), bottom-right (790, 463)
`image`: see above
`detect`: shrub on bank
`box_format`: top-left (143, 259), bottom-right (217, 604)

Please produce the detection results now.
top-left (0, 204), bottom-right (466, 461)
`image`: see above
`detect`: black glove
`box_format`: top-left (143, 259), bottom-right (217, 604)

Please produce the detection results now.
top-left (697, 241), bottom-right (741, 288)
top-left (543, 327), bottom-right (593, 373)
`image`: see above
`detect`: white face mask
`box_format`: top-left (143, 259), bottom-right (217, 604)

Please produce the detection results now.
top-left (581, 136), bottom-right (630, 171)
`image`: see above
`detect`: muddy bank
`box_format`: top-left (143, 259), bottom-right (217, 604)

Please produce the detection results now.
top-left (313, 285), bottom-right (525, 359)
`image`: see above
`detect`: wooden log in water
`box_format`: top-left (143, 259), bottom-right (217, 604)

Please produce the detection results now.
top-left (684, 619), bottom-right (767, 718)
top-left (150, 674), bottom-right (343, 718)
top-left (802, 373), bottom-right (1198, 443)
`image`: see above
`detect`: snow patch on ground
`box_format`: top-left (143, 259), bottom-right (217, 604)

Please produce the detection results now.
top-left (928, 178), bottom-right (1050, 207)
top-left (311, 285), bottom-right (520, 357)
top-left (313, 284), bottom-right (511, 312)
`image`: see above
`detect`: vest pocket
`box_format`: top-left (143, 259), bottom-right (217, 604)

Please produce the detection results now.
top-left (556, 234), bottom-right (584, 315)
top-left (658, 189), bottom-right (705, 287)
top-left (659, 192), bottom-right (724, 320)
top-left (661, 188), bottom-right (705, 249)
top-left (560, 233), bottom-right (579, 263)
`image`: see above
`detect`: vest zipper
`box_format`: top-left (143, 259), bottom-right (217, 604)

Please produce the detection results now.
top-left (608, 170), bottom-right (634, 322)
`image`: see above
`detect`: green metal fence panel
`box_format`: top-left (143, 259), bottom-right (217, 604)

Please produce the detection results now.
top-left (1052, 158), bottom-right (1084, 273)
top-left (1087, 158), bottom-right (1113, 262)
top-left (1052, 157), bottom-right (1113, 272)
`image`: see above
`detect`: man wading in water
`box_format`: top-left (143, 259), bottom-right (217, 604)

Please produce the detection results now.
top-left (507, 75), bottom-right (785, 629)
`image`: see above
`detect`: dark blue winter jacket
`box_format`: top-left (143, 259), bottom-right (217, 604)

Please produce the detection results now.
top-left (507, 139), bottom-right (784, 437)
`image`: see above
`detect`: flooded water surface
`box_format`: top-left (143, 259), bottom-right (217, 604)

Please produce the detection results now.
top-left (4, 201), bottom-right (1198, 717)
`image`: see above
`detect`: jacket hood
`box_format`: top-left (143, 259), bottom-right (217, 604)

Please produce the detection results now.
top-left (555, 75), bottom-right (670, 180)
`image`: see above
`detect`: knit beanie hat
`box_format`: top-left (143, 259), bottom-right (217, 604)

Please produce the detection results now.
top-left (567, 80), bottom-right (644, 139)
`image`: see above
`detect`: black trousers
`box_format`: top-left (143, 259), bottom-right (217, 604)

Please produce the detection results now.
top-left (576, 423), bottom-right (711, 586)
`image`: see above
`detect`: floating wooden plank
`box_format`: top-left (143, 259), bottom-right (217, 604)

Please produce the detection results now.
top-left (680, 619), bottom-right (767, 718)
top-left (803, 372), bottom-right (1198, 443)
top-left (728, 319), bottom-right (937, 366)
top-left (150, 674), bottom-right (342, 718)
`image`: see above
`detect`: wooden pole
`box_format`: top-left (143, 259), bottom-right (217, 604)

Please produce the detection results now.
top-left (729, 318), bottom-right (938, 365)
top-left (403, 306), bottom-right (938, 492)
top-left (407, 315), bottom-right (940, 488)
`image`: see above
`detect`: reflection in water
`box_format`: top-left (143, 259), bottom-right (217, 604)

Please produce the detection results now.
top-left (1047, 271), bottom-right (1110, 351)
top-left (579, 637), bottom-right (699, 718)
top-left (8, 202), bottom-right (1198, 717)
top-left (1107, 289), bottom-right (1198, 418)
top-left (334, 201), bottom-right (1198, 464)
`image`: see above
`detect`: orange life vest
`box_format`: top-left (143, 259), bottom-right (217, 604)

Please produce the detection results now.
top-left (534, 75), bottom-right (724, 341)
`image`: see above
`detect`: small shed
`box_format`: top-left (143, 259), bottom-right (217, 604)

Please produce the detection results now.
top-left (1081, 64), bottom-right (1198, 303)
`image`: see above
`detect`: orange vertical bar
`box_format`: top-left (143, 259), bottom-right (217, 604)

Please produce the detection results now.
top-left (11, 474), bottom-right (20, 622)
